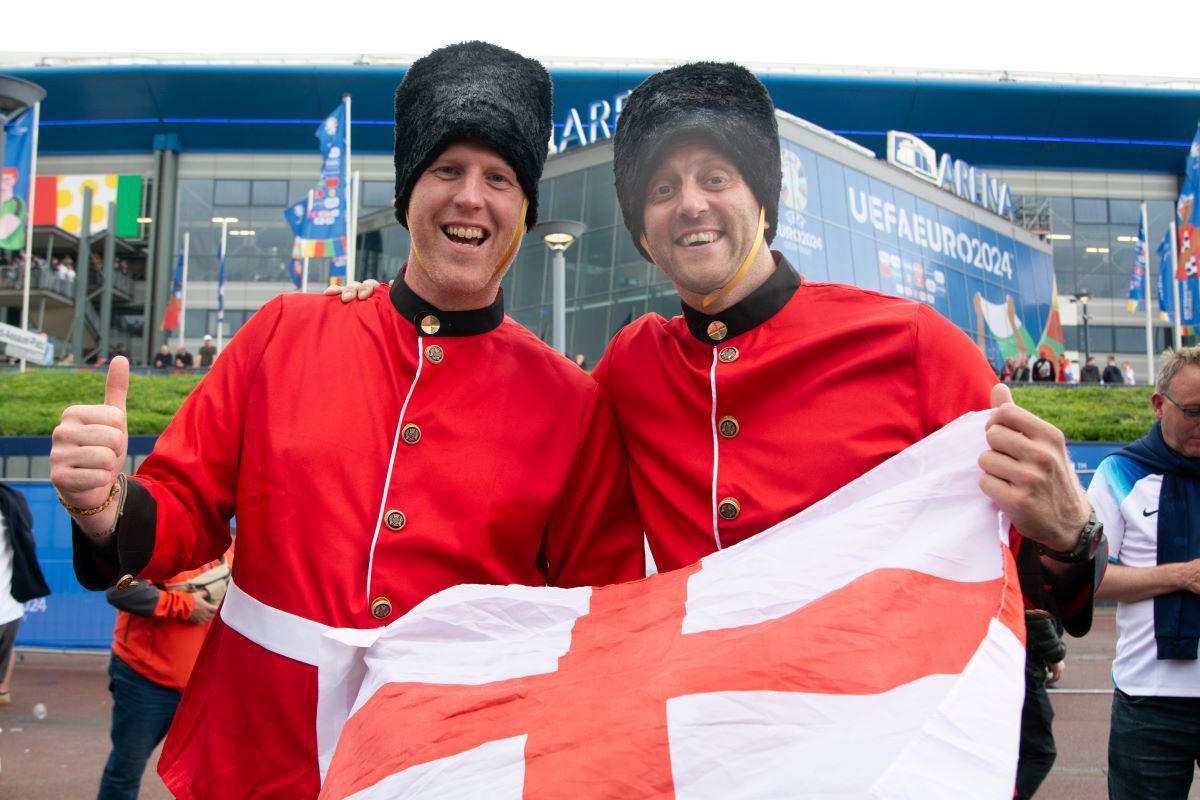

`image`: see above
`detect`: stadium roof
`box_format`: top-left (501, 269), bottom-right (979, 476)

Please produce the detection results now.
top-left (4, 62), bottom-right (1199, 174)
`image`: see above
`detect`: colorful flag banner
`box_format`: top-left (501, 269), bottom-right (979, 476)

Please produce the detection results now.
top-left (1177, 125), bottom-right (1200, 280)
top-left (160, 247), bottom-right (185, 331)
top-left (1036, 278), bottom-right (1065, 358)
top-left (1, 109), bottom-right (35, 251)
top-left (1157, 228), bottom-right (1175, 322)
top-left (329, 255), bottom-right (347, 286)
top-left (31, 174), bottom-right (142, 237)
top-left (1128, 213), bottom-right (1148, 313)
top-left (316, 412), bottom-right (1025, 799)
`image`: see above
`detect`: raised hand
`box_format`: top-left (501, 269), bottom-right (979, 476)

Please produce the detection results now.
top-left (50, 356), bottom-right (130, 535)
top-left (978, 383), bottom-right (1092, 553)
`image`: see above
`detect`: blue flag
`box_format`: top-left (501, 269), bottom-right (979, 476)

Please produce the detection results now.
top-left (285, 197), bottom-right (307, 238)
top-left (1, 109), bottom-right (35, 251)
top-left (1128, 214), bottom-right (1148, 313)
top-left (1157, 228), bottom-right (1175, 321)
top-left (306, 103), bottom-right (348, 242)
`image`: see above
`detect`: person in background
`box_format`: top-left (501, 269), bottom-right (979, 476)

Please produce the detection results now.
top-left (0, 482), bottom-right (51, 706)
top-left (197, 334), bottom-right (217, 369)
top-left (1001, 356), bottom-right (1016, 382)
top-left (97, 550), bottom-right (231, 800)
top-left (1031, 348), bottom-right (1057, 382)
top-left (1092, 347), bottom-right (1200, 799)
top-left (1122, 359), bottom-right (1136, 385)
top-left (1013, 354), bottom-right (1031, 382)
top-left (1103, 355), bottom-right (1124, 385)
top-left (152, 344), bottom-right (171, 370)
top-left (173, 346), bottom-right (193, 370)
top-left (1058, 356), bottom-right (1075, 384)
top-left (1079, 356), bottom-right (1101, 383)
top-left (1015, 609), bottom-right (1067, 799)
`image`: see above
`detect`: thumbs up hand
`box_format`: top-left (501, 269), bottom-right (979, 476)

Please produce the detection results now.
top-left (50, 356), bottom-right (130, 535)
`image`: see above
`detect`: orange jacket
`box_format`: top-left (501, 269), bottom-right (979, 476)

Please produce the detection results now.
top-left (107, 550), bottom-right (232, 693)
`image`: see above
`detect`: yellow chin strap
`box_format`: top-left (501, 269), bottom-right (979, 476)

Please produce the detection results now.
top-left (639, 206), bottom-right (767, 310)
top-left (406, 199), bottom-right (529, 284)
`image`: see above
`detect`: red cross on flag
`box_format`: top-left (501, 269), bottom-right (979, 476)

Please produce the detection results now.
top-left (316, 412), bottom-right (1026, 799)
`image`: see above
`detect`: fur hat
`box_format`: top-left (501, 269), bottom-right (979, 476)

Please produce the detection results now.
top-left (613, 62), bottom-right (781, 262)
top-left (393, 41), bottom-right (552, 230)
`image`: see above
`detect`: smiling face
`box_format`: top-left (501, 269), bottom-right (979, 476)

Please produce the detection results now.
top-left (640, 140), bottom-right (774, 312)
top-left (403, 140), bottom-right (527, 310)
top-left (1153, 363), bottom-right (1200, 457)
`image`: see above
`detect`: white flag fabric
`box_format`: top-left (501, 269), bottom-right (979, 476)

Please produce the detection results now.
top-left (316, 411), bottom-right (1026, 799)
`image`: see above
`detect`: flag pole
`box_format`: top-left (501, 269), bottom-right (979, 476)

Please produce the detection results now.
top-left (350, 169), bottom-right (361, 285)
top-left (178, 231), bottom-right (190, 351)
top-left (1171, 218), bottom-right (1183, 350)
top-left (301, 189), bottom-right (314, 293)
top-left (18, 102), bottom-right (40, 373)
top-left (217, 220), bottom-right (228, 354)
top-left (1141, 202), bottom-right (1153, 378)
top-left (344, 94), bottom-right (354, 284)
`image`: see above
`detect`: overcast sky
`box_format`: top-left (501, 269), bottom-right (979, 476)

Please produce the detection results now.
top-left (7, 0), bottom-right (1197, 82)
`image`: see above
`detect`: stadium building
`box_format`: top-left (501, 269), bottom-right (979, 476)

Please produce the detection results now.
top-left (2, 60), bottom-right (1199, 376)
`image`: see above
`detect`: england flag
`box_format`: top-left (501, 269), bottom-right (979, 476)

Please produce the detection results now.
top-left (316, 412), bottom-right (1026, 799)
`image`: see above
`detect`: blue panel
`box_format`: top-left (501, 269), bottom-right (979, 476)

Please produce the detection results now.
top-left (817, 156), bottom-right (848, 228)
top-left (816, 224), bottom-right (851, 285)
top-left (849, 232), bottom-right (881, 292)
top-left (13, 483), bottom-right (116, 649)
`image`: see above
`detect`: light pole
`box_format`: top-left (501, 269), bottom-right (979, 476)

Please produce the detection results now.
top-left (531, 220), bottom-right (587, 355)
top-left (1073, 289), bottom-right (1091, 365)
top-left (211, 216), bottom-right (238, 353)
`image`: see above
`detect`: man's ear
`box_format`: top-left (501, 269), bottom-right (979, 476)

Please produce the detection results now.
top-left (1151, 393), bottom-right (1165, 420)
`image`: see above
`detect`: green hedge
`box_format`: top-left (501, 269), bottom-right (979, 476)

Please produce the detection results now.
top-left (0, 369), bottom-right (204, 435)
top-left (0, 369), bottom-right (1158, 441)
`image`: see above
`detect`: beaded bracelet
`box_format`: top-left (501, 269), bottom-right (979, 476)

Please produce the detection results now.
top-left (57, 477), bottom-right (121, 517)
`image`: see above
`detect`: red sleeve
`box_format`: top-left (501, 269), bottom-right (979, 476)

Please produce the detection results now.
top-left (133, 297), bottom-right (285, 580)
top-left (913, 303), bottom-right (995, 436)
top-left (542, 381), bottom-right (645, 588)
top-left (154, 589), bottom-right (197, 622)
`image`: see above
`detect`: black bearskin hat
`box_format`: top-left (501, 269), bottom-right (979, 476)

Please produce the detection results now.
top-left (393, 41), bottom-right (552, 230)
top-left (613, 62), bottom-right (781, 262)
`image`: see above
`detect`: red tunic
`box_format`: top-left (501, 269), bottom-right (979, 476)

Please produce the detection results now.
top-left (595, 256), bottom-right (996, 572)
top-left (78, 282), bottom-right (644, 798)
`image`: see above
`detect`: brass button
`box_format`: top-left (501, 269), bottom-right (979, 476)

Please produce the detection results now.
top-left (419, 314), bottom-right (441, 335)
top-left (424, 344), bottom-right (444, 363)
top-left (706, 321), bottom-right (728, 341)
top-left (370, 596), bottom-right (393, 620)
top-left (718, 497), bottom-right (741, 520)
top-left (401, 423), bottom-right (421, 445)
top-left (718, 416), bottom-right (739, 438)
top-left (718, 346), bottom-right (739, 363)
top-left (385, 510), bottom-right (406, 531)
top-left (115, 574), bottom-right (139, 591)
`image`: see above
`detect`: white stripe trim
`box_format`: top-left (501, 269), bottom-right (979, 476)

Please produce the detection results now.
top-left (366, 334), bottom-right (424, 604)
top-left (708, 346), bottom-right (722, 551)
top-left (220, 577), bottom-right (332, 666)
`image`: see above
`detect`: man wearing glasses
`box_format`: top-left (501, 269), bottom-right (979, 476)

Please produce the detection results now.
top-left (1092, 346), bottom-right (1200, 799)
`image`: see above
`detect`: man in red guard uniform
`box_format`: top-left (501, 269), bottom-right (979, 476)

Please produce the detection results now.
top-left (49, 42), bottom-right (643, 799)
top-left (595, 62), bottom-right (1104, 627)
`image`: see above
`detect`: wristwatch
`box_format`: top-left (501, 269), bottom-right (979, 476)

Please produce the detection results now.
top-left (1039, 509), bottom-right (1105, 564)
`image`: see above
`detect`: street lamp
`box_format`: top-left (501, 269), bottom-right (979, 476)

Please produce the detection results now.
top-left (531, 220), bottom-right (587, 355)
top-left (211, 217), bottom-right (238, 352)
top-left (1073, 289), bottom-right (1091, 364)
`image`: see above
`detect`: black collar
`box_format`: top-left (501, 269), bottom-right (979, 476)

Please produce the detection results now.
top-left (681, 254), bottom-right (801, 344)
top-left (389, 272), bottom-right (505, 337)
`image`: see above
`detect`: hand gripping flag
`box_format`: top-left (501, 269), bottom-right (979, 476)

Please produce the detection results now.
top-left (317, 412), bottom-right (1025, 799)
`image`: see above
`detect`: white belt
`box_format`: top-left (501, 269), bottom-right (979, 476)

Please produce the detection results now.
top-left (219, 578), bottom-right (334, 667)
top-left (218, 577), bottom-right (385, 783)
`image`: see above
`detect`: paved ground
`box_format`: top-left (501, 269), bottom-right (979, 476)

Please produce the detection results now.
top-left (0, 608), bottom-right (1196, 798)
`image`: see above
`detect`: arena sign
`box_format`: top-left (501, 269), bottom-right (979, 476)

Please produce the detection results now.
top-left (549, 90), bottom-right (633, 155)
top-left (887, 131), bottom-right (1014, 219)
